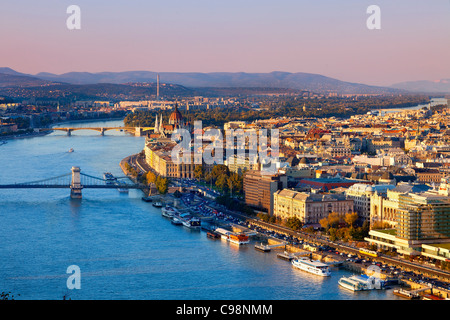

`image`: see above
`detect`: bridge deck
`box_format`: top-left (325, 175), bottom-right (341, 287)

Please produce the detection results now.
top-left (0, 184), bottom-right (144, 189)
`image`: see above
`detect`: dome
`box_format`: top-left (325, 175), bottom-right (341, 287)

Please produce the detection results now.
top-left (299, 157), bottom-right (309, 164)
top-left (169, 104), bottom-right (183, 125)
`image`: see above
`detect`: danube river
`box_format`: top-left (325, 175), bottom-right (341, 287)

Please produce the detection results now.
top-left (0, 120), bottom-right (401, 300)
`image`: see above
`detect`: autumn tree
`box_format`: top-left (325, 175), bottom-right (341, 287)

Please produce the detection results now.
top-left (146, 171), bottom-right (156, 185)
top-left (344, 212), bottom-right (359, 228)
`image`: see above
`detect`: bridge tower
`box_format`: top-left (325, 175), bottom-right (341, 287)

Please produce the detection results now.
top-left (70, 166), bottom-right (83, 199)
top-left (135, 127), bottom-right (142, 137)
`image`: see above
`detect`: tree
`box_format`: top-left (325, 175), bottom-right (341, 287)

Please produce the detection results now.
top-left (155, 176), bottom-right (169, 194)
top-left (328, 228), bottom-right (338, 241)
top-left (344, 212), bottom-right (359, 228)
top-left (211, 164), bottom-right (230, 181)
top-left (227, 177), bottom-right (234, 196)
top-left (146, 171), bottom-right (156, 185)
top-left (193, 165), bottom-right (204, 180)
top-left (215, 174), bottom-right (228, 192)
top-left (228, 172), bottom-right (243, 194)
top-left (204, 172), bottom-right (213, 183)
top-left (286, 217), bottom-right (303, 231)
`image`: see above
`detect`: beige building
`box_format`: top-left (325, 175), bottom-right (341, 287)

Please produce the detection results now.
top-left (144, 141), bottom-right (197, 179)
top-left (345, 183), bottom-right (395, 222)
top-left (366, 191), bottom-right (450, 256)
top-left (273, 189), bottom-right (354, 224)
top-left (225, 154), bottom-right (260, 175)
top-left (370, 183), bottom-right (432, 228)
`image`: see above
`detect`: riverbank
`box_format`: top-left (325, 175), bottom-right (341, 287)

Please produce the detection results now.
top-left (0, 130), bottom-right (51, 141)
top-left (0, 116), bottom-right (126, 141)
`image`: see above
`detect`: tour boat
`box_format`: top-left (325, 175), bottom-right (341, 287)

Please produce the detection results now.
top-left (182, 217), bottom-right (201, 229)
top-left (228, 233), bottom-right (250, 245)
top-left (177, 213), bottom-right (201, 229)
top-left (103, 172), bottom-right (117, 184)
top-left (207, 231), bottom-right (220, 239)
top-left (116, 181), bottom-right (128, 193)
top-left (68, 148), bottom-right (74, 153)
top-left (152, 202), bottom-right (163, 208)
top-left (393, 289), bottom-right (421, 300)
top-left (291, 257), bottom-right (331, 277)
top-left (338, 274), bottom-right (384, 291)
top-left (161, 205), bottom-right (177, 218)
top-left (171, 217), bottom-right (182, 225)
top-left (338, 276), bottom-right (367, 291)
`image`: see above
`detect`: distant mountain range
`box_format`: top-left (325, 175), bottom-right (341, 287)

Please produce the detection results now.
top-left (0, 67), bottom-right (406, 95)
top-left (0, 68), bottom-right (56, 88)
top-left (391, 79), bottom-right (450, 94)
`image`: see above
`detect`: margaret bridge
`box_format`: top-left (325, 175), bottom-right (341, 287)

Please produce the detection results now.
top-left (38, 126), bottom-right (154, 136)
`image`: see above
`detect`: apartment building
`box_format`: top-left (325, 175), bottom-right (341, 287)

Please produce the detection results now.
top-left (273, 189), bottom-right (354, 224)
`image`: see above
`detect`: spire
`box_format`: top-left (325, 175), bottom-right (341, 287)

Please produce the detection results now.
top-left (155, 114), bottom-right (159, 133)
top-left (159, 114), bottom-right (163, 132)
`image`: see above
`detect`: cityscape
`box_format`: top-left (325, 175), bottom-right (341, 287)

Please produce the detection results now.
top-left (1, 0), bottom-right (450, 313)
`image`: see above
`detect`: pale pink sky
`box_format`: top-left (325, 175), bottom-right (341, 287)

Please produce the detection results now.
top-left (1, 0), bottom-right (449, 86)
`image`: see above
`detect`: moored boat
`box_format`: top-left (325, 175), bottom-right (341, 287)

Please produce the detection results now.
top-left (339, 274), bottom-right (384, 291)
top-left (178, 213), bottom-right (201, 229)
top-left (338, 276), bottom-right (366, 291)
top-left (228, 233), bottom-right (250, 245)
top-left (152, 201), bottom-right (163, 208)
top-left (207, 231), bottom-right (220, 239)
top-left (291, 257), bottom-right (331, 277)
top-left (141, 196), bottom-right (152, 202)
top-left (171, 217), bottom-right (182, 225)
top-left (255, 243), bottom-right (271, 252)
top-left (393, 289), bottom-right (421, 300)
top-left (161, 205), bottom-right (177, 218)
top-left (277, 251), bottom-right (296, 261)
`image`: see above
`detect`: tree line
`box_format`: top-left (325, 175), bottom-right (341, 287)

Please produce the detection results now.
top-left (124, 95), bottom-right (428, 128)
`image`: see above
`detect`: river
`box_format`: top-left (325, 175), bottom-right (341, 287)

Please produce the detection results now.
top-left (371, 97), bottom-right (448, 114)
top-left (0, 119), bottom-right (401, 300)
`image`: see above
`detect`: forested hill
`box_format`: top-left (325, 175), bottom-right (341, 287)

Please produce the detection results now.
top-left (124, 95), bottom-right (428, 128)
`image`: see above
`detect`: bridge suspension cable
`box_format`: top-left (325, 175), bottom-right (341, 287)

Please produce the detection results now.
top-left (15, 173), bottom-right (72, 186)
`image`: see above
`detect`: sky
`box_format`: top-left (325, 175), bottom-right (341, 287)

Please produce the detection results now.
top-left (1, 0), bottom-right (449, 86)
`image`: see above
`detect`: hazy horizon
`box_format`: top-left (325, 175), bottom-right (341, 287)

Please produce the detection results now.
top-left (1, 0), bottom-right (449, 87)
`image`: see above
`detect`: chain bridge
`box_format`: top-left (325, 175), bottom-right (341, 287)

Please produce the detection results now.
top-left (0, 167), bottom-right (146, 198)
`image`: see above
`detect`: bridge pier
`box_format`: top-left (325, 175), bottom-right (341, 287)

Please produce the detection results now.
top-left (70, 166), bottom-right (83, 199)
top-left (67, 129), bottom-right (72, 137)
top-left (135, 127), bottom-right (142, 137)
top-left (100, 128), bottom-right (105, 136)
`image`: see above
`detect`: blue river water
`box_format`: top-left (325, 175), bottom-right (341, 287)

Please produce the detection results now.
top-left (0, 120), bottom-right (401, 300)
